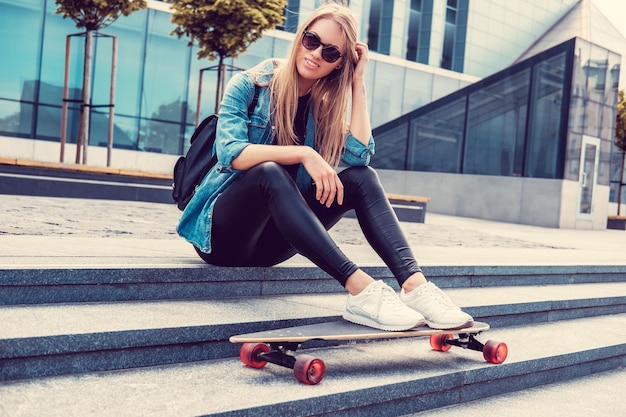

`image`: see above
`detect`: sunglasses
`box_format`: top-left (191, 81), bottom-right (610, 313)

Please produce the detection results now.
top-left (301, 31), bottom-right (344, 63)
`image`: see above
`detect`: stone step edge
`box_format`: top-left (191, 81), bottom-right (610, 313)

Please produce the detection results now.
top-left (3, 264), bottom-right (626, 285)
top-left (2, 264), bottom-right (626, 305)
top-left (1, 315), bottom-right (625, 416)
top-left (2, 294), bottom-right (625, 382)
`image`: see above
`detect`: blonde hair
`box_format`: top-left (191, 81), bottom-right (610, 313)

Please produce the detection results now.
top-left (252, 3), bottom-right (358, 167)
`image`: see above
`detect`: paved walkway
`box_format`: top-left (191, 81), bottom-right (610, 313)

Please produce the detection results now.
top-left (0, 194), bottom-right (624, 269)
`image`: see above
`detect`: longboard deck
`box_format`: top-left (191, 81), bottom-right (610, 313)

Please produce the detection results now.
top-left (229, 320), bottom-right (489, 344)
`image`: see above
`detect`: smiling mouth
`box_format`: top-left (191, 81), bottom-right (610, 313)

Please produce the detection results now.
top-left (305, 58), bottom-right (319, 67)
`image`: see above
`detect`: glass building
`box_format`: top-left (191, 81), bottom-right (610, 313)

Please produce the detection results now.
top-left (0, 0), bottom-right (624, 228)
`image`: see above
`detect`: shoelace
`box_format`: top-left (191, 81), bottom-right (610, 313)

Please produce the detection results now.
top-left (374, 283), bottom-right (409, 318)
top-left (421, 282), bottom-right (459, 310)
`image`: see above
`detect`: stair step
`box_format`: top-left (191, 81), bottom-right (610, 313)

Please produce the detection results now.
top-left (1, 283), bottom-right (625, 382)
top-left (2, 264), bottom-right (626, 304)
top-left (0, 315), bottom-right (624, 416)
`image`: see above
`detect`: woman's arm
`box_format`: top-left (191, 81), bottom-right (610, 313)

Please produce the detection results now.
top-left (233, 144), bottom-right (344, 208)
top-left (231, 143), bottom-right (308, 170)
top-left (348, 42), bottom-right (372, 145)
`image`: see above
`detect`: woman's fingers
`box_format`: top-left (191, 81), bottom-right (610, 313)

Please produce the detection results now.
top-left (315, 172), bottom-right (343, 207)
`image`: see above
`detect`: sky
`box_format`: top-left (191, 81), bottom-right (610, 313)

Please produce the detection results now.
top-left (592, 0), bottom-right (626, 37)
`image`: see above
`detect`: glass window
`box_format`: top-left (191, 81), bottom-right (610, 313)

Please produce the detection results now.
top-left (598, 138), bottom-right (612, 186)
top-left (407, 96), bottom-right (466, 173)
top-left (35, 103), bottom-right (77, 141)
top-left (36, 6), bottom-right (95, 145)
top-left (0, 0), bottom-right (43, 102)
top-left (441, 0), bottom-right (457, 70)
top-left (233, 35), bottom-right (275, 70)
top-left (109, 114), bottom-right (140, 150)
top-left (586, 44), bottom-right (608, 103)
top-left (417, 0), bottom-right (433, 64)
top-left (368, 0), bottom-right (381, 52)
top-left (188, 45), bottom-right (217, 124)
top-left (606, 51), bottom-right (620, 104)
top-left (371, 61), bottom-right (405, 126)
top-left (406, 0), bottom-right (422, 62)
top-left (368, 0), bottom-right (393, 54)
top-left (565, 132), bottom-right (582, 181)
top-left (402, 69), bottom-right (433, 113)
top-left (280, 0), bottom-right (299, 33)
top-left (90, 34), bottom-right (118, 110)
top-left (452, 1), bottom-right (468, 73)
top-left (371, 122), bottom-right (409, 169)
top-left (0, 99), bottom-right (33, 136)
top-left (99, 10), bottom-right (147, 118)
top-left (126, 9), bottom-right (190, 155)
top-left (432, 74), bottom-right (461, 101)
top-left (525, 52), bottom-right (567, 179)
top-left (584, 99), bottom-right (602, 138)
top-left (138, 118), bottom-right (181, 154)
top-left (38, 1), bottom-right (85, 106)
top-left (141, 10), bottom-right (188, 123)
top-left (464, 69), bottom-right (530, 176)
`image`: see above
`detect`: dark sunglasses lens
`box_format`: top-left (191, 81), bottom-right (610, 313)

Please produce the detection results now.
top-left (302, 32), bottom-right (320, 50)
top-left (321, 48), bottom-right (341, 63)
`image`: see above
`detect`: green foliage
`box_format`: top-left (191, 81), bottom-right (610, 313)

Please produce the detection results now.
top-left (168, 0), bottom-right (287, 60)
top-left (617, 90), bottom-right (626, 151)
top-left (55, 0), bottom-right (147, 31)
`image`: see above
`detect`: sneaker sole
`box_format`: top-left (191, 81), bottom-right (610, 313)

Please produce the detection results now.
top-left (342, 312), bottom-right (425, 332)
top-left (425, 319), bottom-right (474, 330)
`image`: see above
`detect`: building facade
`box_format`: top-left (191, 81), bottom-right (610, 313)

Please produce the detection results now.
top-left (0, 0), bottom-right (624, 227)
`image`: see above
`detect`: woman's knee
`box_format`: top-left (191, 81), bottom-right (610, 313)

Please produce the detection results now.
top-left (251, 161), bottom-right (287, 177)
top-left (247, 161), bottom-right (293, 186)
top-left (339, 165), bottom-right (381, 189)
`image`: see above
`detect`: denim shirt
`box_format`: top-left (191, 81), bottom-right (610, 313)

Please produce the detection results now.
top-left (177, 59), bottom-right (376, 253)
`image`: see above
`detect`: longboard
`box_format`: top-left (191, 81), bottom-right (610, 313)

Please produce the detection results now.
top-left (230, 320), bottom-right (508, 385)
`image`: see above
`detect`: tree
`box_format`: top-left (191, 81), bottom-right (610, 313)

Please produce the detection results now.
top-left (168, 0), bottom-right (286, 116)
top-left (55, 0), bottom-right (147, 164)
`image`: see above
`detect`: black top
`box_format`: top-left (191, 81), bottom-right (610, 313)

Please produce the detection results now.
top-left (282, 93), bottom-right (311, 181)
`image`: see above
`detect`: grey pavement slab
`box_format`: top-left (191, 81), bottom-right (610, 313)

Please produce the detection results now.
top-left (1, 195), bottom-right (625, 269)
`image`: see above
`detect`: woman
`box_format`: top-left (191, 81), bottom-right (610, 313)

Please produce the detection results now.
top-left (177, 3), bottom-right (473, 331)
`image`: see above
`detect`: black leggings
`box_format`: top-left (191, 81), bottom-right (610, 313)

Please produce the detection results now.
top-left (195, 162), bottom-right (421, 287)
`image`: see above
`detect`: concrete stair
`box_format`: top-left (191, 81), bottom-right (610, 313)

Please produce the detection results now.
top-left (1, 264), bottom-right (626, 416)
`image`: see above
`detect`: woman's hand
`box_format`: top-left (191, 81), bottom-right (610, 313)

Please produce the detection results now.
top-left (301, 147), bottom-right (344, 208)
top-left (353, 42), bottom-right (369, 82)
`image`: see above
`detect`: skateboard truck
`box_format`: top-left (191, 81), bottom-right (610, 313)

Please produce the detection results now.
top-left (240, 342), bottom-right (326, 385)
top-left (430, 332), bottom-right (508, 364)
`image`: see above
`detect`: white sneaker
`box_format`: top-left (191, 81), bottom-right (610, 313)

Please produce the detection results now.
top-left (343, 280), bottom-right (426, 331)
top-left (400, 282), bottom-right (474, 330)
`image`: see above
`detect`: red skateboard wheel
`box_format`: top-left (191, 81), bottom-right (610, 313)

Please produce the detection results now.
top-left (293, 355), bottom-right (326, 385)
top-left (483, 340), bottom-right (508, 364)
top-left (429, 333), bottom-right (453, 352)
top-left (240, 342), bottom-right (270, 369)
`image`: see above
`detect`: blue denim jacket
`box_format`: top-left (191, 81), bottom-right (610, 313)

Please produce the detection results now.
top-left (177, 59), bottom-right (376, 253)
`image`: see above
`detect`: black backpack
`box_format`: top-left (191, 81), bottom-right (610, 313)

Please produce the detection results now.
top-left (172, 85), bottom-right (260, 211)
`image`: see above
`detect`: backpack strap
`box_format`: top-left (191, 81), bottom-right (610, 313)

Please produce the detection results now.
top-left (247, 84), bottom-right (260, 117)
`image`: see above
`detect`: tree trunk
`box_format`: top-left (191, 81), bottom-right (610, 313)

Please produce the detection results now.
top-left (76, 30), bottom-right (93, 164)
top-left (214, 56), bottom-right (227, 114)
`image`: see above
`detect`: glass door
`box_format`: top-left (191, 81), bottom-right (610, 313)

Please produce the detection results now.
top-left (577, 136), bottom-right (600, 218)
